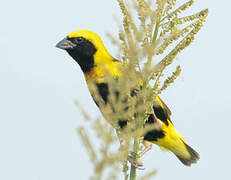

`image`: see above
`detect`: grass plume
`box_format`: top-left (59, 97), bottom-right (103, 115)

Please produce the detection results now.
top-left (76, 0), bottom-right (208, 179)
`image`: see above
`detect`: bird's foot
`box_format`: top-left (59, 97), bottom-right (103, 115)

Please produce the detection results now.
top-left (128, 152), bottom-right (145, 170)
top-left (127, 144), bottom-right (152, 170)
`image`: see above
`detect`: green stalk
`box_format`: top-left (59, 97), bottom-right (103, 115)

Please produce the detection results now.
top-left (152, 21), bottom-right (160, 44)
top-left (129, 138), bottom-right (140, 180)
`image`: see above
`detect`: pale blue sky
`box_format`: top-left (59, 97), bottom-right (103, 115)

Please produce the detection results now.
top-left (0, 0), bottom-right (230, 179)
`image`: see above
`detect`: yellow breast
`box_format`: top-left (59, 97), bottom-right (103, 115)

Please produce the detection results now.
top-left (85, 61), bottom-right (122, 84)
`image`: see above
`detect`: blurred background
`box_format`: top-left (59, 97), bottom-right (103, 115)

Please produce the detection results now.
top-left (0, 0), bottom-right (230, 179)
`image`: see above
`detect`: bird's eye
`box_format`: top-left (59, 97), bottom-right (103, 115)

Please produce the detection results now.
top-left (75, 37), bottom-right (84, 43)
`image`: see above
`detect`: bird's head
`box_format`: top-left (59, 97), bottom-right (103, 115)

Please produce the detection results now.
top-left (56, 30), bottom-right (113, 72)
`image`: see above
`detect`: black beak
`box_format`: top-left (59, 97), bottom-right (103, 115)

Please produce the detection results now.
top-left (56, 37), bottom-right (76, 50)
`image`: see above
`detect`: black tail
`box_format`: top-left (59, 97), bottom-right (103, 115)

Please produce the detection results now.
top-left (176, 143), bottom-right (200, 166)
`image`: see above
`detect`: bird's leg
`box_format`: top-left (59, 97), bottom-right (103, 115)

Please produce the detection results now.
top-left (138, 144), bottom-right (152, 158)
top-left (127, 143), bottom-right (152, 170)
top-left (137, 111), bottom-right (161, 158)
top-left (127, 112), bottom-right (161, 169)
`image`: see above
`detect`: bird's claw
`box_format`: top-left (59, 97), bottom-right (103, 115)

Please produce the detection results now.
top-left (128, 152), bottom-right (145, 170)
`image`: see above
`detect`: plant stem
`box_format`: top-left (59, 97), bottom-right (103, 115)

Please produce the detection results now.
top-left (129, 138), bottom-right (140, 180)
top-left (152, 21), bottom-right (160, 44)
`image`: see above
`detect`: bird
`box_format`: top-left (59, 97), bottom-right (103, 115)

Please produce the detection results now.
top-left (56, 30), bottom-right (199, 167)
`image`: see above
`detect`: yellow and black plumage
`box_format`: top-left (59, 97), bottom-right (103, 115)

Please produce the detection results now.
top-left (56, 30), bottom-right (199, 166)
